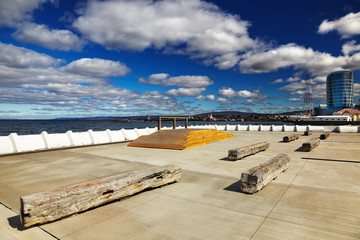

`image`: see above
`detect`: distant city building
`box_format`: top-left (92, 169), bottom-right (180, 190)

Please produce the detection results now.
top-left (333, 108), bottom-right (360, 121)
top-left (326, 70), bottom-right (354, 108)
top-left (315, 70), bottom-right (354, 115)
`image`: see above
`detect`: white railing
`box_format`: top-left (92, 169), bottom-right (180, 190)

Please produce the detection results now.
top-left (0, 124), bottom-right (358, 156)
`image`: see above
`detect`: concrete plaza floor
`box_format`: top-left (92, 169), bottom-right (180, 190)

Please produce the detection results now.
top-left (0, 131), bottom-right (359, 239)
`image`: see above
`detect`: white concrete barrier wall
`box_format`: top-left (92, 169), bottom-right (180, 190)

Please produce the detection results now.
top-left (283, 125), bottom-right (295, 132)
top-left (108, 130), bottom-right (126, 142)
top-left (136, 128), bottom-right (149, 137)
top-left (236, 125), bottom-right (248, 131)
top-left (271, 125), bottom-right (282, 131)
top-left (226, 124), bottom-right (237, 131)
top-left (260, 125), bottom-right (271, 131)
top-left (122, 129), bottom-right (138, 140)
top-left (215, 125), bottom-right (226, 131)
top-left (89, 130), bottom-right (111, 144)
top-left (295, 125), bottom-right (307, 132)
top-left (12, 134), bottom-right (46, 152)
top-left (42, 132), bottom-right (70, 149)
top-left (68, 131), bottom-right (92, 146)
top-left (0, 124), bottom-right (359, 156)
top-left (0, 136), bottom-right (15, 154)
top-left (337, 126), bottom-right (359, 133)
top-left (308, 126), bottom-right (325, 132)
top-left (249, 125), bottom-right (260, 131)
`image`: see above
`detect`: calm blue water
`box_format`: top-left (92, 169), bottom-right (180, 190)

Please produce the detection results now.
top-left (0, 120), bottom-right (289, 136)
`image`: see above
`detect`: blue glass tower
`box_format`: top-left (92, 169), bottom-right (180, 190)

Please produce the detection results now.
top-left (326, 71), bottom-right (354, 108)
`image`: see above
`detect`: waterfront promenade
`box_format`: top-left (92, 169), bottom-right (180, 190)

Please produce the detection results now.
top-left (0, 131), bottom-right (359, 239)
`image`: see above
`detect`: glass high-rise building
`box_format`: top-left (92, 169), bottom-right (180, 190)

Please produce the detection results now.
top-left (326, 70), bottom-right (354, 108)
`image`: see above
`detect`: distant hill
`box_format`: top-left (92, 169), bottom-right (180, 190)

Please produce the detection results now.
top-left (53, 110), bottom-right (304, 121)
top-left (194, 110), bottom-right (304, 117)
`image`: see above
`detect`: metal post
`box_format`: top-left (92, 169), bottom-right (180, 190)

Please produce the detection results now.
top-left (158, 117), bottom-right (161, 130)
top-left (173, 118), bottom-right (176, 129)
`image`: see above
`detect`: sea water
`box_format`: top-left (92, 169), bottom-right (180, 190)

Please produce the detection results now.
top-left (0, 119), bottom-right (289, 136)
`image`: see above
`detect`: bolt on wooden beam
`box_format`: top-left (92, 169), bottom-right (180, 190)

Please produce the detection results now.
top-left (20, 164), bottom-right (181, 227)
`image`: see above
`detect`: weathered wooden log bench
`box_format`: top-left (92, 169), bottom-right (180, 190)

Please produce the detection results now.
top-left (283, 134), bottom-right (300, 142)
top-left (301, 138), bottom-right (320, 151)
top-left (228, 141), bottom-right (270, 160)
top-left (304, 130), bottom-right (312, 136)
top-left (320, 133), bottom-right (330, 140)
top-left (20, 164), bottom-right (181, 227)
top-left (240, 154), bottom-right (290, 194)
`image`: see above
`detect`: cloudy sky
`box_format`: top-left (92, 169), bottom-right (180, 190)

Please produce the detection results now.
top-left (0, 0), bottom-right (360, 119)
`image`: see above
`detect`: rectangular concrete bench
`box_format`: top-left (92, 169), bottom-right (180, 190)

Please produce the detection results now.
top-left (302, 138), bottom-right (320, 151)
top-left (228, 141), bottom-right (270, 160)
top-left (240, 154), bottom-right (290, 194)
top-left (20, 164), bottom-right (181, 227)
top-left (283, 134), bottom-right (300, 142)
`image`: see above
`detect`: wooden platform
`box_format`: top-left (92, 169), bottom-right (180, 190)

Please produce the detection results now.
top-left (128, 129), bottom-right (236, 150)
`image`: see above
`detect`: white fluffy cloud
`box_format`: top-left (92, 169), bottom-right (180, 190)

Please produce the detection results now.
top-left (0, 0), bottom-right (50, 26)
top-left (62, 58), bottom-right (130, 77)
top-left (166, 87), bottom-right (206, 96)
top-left (218, 87), bottom-right (260, 98)
top-left (239, 43), bottom-right (346, 75)
top-left (0, 42), bottom-right (60, 68)
top-left (13, 22), bottom-right (84, 51)
top-left (342, 41), bottom-right (360, 56)
top-left (196, 94), bottom-right (216, 101)
top-left (318, 12), bottom-right (360, 38)
top-left (140, 73), bottom-right (213, 88)
top-left (0, 42), bottom-right (186, 114)
top-left (73, 0), bottom-right (259, 69)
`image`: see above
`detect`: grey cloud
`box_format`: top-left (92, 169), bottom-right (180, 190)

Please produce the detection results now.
top-left (0, 0), bottom-right (50, 26)
top-left (140, 74), bottom-right (213, 88)
top-left (13, 22), bottom-right (85, 51)
top-left (0, 42), bottom-right (60, 68)
top-left (62, 58), bottom-right (130, 77)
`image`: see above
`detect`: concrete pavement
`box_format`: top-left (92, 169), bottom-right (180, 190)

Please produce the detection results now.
top-left (0, 131), bottom-right (359, 239)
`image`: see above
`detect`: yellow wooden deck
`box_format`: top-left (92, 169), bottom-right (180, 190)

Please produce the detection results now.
top-left (127, 129), bottom-right (236, 150)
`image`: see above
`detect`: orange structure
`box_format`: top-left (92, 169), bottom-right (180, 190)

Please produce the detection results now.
top-left (128, 129), bottom-right (235, 150)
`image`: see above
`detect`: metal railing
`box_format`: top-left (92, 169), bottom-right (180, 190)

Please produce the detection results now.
top-left (157, 117), bottom-right (188, 130)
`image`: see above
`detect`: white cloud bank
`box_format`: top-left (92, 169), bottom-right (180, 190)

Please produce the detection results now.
top-left (73, 0), bottom-right (260, 69)
top-left (140, 74), bottom-right (213, 88)
top-left (0, 42), bottom-right (60, 68)
top-left (318, 12), bottom-right (360, 38)
top-left (166, 87), bottom-right (206, 96)
top-left (13, 22), bottom-right (85, 51)
top-left (0, 0), bottom-right (50, 26)
top-left (62, 58), bottom-right (130, 77)
top-left (0, 42), bottom-right (187, 115)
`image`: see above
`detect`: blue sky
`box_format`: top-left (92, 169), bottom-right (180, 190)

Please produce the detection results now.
top-left (0, 0), bottom-right (360, 119)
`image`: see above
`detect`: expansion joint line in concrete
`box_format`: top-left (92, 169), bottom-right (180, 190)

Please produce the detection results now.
top-left (249, 152), bottom-right (313, 240)
top-left (39, 227), bottom-right (60, 240)
top-left (1, 200), bottom-right (60, 239)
